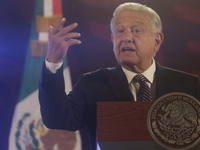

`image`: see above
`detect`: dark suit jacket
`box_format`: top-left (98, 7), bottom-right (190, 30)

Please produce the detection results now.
top-left (39, 62), bottom-right (200, 150)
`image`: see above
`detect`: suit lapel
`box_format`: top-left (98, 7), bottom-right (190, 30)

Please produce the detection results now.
top-left (106, 65), bottom-right (134, 101)
top-left (106, 63), bottom-right (173, 101)
top-left (155, 63), bottom-right (172, 99)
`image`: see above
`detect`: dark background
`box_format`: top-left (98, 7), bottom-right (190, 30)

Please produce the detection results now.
top-left (1, 0), bottom-right (200, 149)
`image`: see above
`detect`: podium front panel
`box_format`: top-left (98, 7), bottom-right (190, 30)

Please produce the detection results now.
top-left (97, 101), bottom-right (153, 141)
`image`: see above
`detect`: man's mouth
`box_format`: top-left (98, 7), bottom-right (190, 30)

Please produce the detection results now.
top-left (122, 47), bottom-right (135, 52)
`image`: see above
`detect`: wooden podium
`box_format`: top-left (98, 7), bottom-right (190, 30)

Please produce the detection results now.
top-left (97, 101), bottom-right (161, 150)
top-left (97, 101), bottom-right (153, 141)
top-left (97, 101), bottom-right (200, 150)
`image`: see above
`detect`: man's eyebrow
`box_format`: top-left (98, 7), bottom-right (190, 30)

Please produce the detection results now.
top-left (115, 21), bottom-right (123, 26)
top-left (134, 22), bottom-right (145, 25)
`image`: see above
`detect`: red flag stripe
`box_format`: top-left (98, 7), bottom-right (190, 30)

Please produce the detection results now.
top-left (53, 0), bottom-right (62, 15)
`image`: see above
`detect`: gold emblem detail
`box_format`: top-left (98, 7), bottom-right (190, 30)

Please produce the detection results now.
top-left (147, 93), bottom-right (200, 150)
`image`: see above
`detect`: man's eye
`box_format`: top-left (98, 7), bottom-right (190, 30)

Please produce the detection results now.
top-left (132, 29), bottom-right (142, 37)
top-left (118, 30), bottom-right (124, 33)
top-left (133, 29), bottom-right (141, 33)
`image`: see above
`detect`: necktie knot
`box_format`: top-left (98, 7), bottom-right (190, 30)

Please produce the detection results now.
top-left (134, 74), bottom-right (148, 83)
top-left (134, 74), bottom-right (152, 101)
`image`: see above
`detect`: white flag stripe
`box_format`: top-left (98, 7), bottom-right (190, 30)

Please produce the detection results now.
top-left (39, 32), bottom-right (48, 41)
top-left (44, 0), bottom-right (53, 17)
top-left (9, 90), bottom-right (42, 150)
top-left (39, 0), bottom-right (52, 41)
top-left (64, 67), bottom-right (72, 94)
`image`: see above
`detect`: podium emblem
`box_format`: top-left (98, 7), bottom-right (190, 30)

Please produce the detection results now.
top-left (147, 93), bottom-right (200, 149)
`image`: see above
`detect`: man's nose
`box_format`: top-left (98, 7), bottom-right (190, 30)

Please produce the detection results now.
top-left (122, 30), bottom-right (133, 43)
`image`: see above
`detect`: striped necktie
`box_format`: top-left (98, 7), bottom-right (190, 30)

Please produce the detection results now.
top-left (134, 74), bottom-right (152, 101)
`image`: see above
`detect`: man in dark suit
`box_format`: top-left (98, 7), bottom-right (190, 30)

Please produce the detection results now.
top-left (39, 2), bottom-right (200, 150)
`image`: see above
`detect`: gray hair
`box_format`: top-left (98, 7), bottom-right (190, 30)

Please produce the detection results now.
top-left (110, 2), bottom-right (162, 34)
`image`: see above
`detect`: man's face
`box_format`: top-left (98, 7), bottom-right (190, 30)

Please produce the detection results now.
top-left (111, 11), bottom-right (163, 73)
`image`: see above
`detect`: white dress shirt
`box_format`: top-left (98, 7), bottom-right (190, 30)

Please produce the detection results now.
top-left (45, 59), bottom-right (63, 74)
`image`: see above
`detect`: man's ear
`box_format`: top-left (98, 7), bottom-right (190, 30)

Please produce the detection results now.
top-left (154, 32), bottom-right (164, 52)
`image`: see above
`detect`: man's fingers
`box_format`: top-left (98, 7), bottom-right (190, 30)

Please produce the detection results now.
top-left (47, 18), bottom-right (81, 63)
top-left (57, 23), bottom-right (78, 37)
top-left (64, 39), bottom-right (81, 49)
top-left (61, 32), bottom-right (81, 41)
top-left (52, 18), bottom-right (66, 34)
top-left (48, 26), bottom-right (53, 34)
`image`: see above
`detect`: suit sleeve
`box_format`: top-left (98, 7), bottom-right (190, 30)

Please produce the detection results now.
top-left (39, 62), bottom-right (87, 131)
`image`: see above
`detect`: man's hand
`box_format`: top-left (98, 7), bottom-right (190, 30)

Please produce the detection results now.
top-left (47, 18), bottom-right (81, 63)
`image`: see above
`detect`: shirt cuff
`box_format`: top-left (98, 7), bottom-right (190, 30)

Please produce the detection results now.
top-left (45, 59), bottom-right (63, 74)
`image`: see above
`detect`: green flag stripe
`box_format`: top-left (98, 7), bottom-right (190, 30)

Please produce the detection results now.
top-left (18, 0), bottom-right (44, 102)
top-left (18, 0), bottom-right (69, 102)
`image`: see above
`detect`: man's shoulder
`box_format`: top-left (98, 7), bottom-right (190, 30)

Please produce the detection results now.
top-left (157, 63), bottom-right (199, 79)
top-left (83, 66), bottom-right (121, 78)
top-left (74, 66), bottom-right (123, 86)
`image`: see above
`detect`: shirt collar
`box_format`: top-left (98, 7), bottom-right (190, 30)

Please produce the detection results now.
top-left (122, 59), bottom-right (156, 84)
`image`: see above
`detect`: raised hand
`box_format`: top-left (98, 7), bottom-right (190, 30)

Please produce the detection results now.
top-left (47, 18), bottom-right (81, 63)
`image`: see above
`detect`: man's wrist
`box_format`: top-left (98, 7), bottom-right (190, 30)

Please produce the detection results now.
top-left (45, 58), bottom-right (63, 74)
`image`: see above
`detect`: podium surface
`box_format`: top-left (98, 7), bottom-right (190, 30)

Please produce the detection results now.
top-left (97, 101), bottom-right (200, 150)
top-left (97, 101), bottom-right (153, 141)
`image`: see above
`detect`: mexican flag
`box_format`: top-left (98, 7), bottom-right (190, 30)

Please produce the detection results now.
top-left (9, 0), bottom-right (81, 149)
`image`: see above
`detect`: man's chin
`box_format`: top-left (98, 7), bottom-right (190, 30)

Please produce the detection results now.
top-left (120, 60), bottom-right (139, 66)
